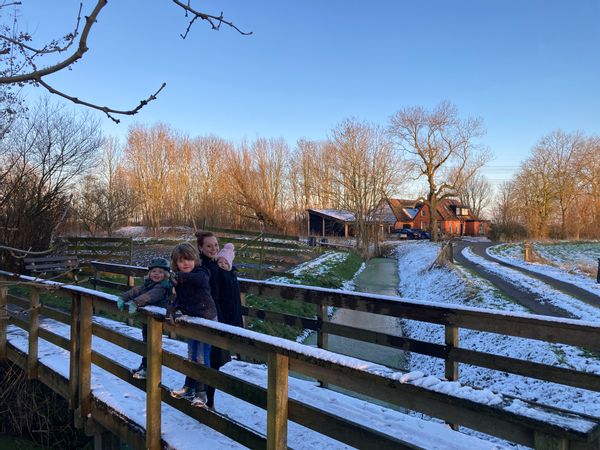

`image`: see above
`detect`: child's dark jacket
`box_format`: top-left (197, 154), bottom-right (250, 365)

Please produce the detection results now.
top-left (121, 278), bottom-right (171, 307)
top-left (173, 265), bottom-right (218, 320)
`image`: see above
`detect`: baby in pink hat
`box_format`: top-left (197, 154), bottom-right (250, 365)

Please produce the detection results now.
top-left (216, 243), bottom-right (235, 271)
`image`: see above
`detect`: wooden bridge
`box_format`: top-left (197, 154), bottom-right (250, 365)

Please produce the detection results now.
top-left (1, 264), bottom-right (600, 449)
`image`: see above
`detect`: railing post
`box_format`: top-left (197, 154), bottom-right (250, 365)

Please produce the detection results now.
top-left (267, 352), bottom-right (289, 450)
top-left (445, 324), bottom-right (459, 431)
top-left (78, 294), bottom-right (93, 420)
top-left (524, 241), bottom-right (532, 262)
top-left (534, 431), bottom-right (568, 450)
top-left (69, 293), bottom-right (81, 410)
top-left (127, 274), bottom-right (135, 326)
top-left (240, 293), bottom-right (248, 329)
top-left (0, 286), bottom-right (8, 360)
top-left (146, 315), bottom-right (163, 450)
top-left (316, 303), bottom-right (329, 388)
top-left (27, 286), bottom-right (40, 379)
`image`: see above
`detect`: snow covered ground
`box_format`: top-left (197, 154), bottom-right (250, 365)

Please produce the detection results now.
top-left (488, 242), bottom-right (600, 296)
top-left (396, 241), bottom-right (600, 426)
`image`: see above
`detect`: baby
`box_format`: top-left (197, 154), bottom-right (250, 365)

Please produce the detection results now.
top-left (216, 243), bottom-right (234, 271)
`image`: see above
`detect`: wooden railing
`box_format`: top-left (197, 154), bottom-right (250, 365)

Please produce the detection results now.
top-left (1, 269), bottom-right (600, 450)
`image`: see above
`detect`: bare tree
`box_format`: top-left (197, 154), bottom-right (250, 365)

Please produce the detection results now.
top-left (458, 173), bottom-right (493, 219)
top-left (0, 1), bottom-right (250, 122)
top-left (74, 137), bottom-right (135, 235)
top-left (0, 98), bottom-right (101, 268)
top-left (227, 138), bottom-right (290, 231)
top-left (388, 101), bottom-right (489, 241)
top-left (329, 118), bottom-right (404, 257)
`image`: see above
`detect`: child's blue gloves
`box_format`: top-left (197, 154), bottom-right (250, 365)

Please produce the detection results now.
top-left (128, 302), bottom-right (138, 314)
top-left (117, 298), bottom-right (126, 311)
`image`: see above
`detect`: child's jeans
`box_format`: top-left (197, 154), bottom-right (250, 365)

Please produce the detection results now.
top-left (184, 339), bottom-right (211, 392)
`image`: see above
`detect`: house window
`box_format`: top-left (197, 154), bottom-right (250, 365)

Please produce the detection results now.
top-left (421, 210), bottom-right (425, 217)
top-left (421, 221), bottom-right (426, 229)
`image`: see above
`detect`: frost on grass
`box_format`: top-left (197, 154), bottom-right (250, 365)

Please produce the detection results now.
top-left (395, 241), bottom-right (600, 422)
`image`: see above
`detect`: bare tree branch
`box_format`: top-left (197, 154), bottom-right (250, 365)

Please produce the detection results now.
top-left (0, 1), bottom-right (251, 120)
top-left (172, 0), bottom-right (252, 37)
top-left (35, 78), bottom-right (166, 124)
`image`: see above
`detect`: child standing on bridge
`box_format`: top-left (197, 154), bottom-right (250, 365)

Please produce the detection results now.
top-left (169, 242), bottom-right (218, 407)
top-left (117, 257), bottom-right (172, 379)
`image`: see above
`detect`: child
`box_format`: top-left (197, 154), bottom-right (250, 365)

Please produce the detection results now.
top-left (117, 257), bottom-right (172, 379)
top-left (169, 242), bottom-right (218, 407)
top-left (215, 243), bottom-right (235, 271)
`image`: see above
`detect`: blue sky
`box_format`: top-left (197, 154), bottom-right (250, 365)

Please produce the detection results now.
top-left (17, 1), bottom-right (600, 186)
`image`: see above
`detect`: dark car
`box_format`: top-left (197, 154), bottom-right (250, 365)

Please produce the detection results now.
top-left (411, 229), bottom-right (431, 239)
top-left (393, 228), bottom-right (418, 240)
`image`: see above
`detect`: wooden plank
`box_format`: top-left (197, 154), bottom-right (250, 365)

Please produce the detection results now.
top-left (40, 304), bottom-right (71, 325)
top-left (445, 325), bottom-right (459, 381)
top-left (70, 293), bottom-right (80, 410)
top-left (27, 287), bottom-right (39, 379)
top-left (0, 287), bottom-right (7, 359)
top-left (245, 306), bottom-right (318, 330)
top-left (92, 321), bottom-right (145, 357)
top-left (267, 352), bottom-right (289, 450)
top-left (90, 261), bottom-right (147, 277)
top-left (445, 325), bottom-right (459, 430)
top-left (89, 278), bottom-right (131, 292)
top-left (534, 431), bottom-right (568, 450)
top-left (65, 236), bottom-right (133, 243)
top-left (79, 294), bottom-right (93, 419)
top-left (316, 304), bottom-right (329, 388)
top-left (24, 262), bottom-right (78, 271)
top-left (24, 255), bottom-right (78, 264)
top-left (161, 348), bottom-right (411, 449)
top-left (146, 317), bottom-right (162, 450)
top-left (239, 279), bottom-right (600, 350)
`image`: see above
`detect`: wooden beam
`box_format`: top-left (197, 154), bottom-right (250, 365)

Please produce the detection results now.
top-left (0, 286), bottom-right (7, 360)
top-left (27, 287), bottom-right (39, 379)
top-left (534, 431), bottom-right (568, 450)
top-left (316, 304), bottom-right (329, 388)
top-left (146, 317), bottom-right (163, 450)
top-left (267, 352), bottom-right (289, 450)
top-left (70, 293), bottom-right (81, 410)
top-left (445, 325), bottom-right (459, 431)
top-left (79, 294), bottom-right (93, 420)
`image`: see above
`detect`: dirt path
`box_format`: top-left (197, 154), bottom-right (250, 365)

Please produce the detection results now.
top-left (453, 241), bottom-right (577, 318)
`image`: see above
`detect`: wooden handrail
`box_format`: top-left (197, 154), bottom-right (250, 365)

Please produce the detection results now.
top-left (1, 271), bottom-right (600, 450)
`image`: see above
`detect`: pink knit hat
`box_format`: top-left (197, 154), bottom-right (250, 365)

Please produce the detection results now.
top-left (216, 243), bottom-right (235, 270)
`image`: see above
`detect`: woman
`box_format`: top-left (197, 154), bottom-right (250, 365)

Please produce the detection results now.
top-left (195, 231), bottom-right (243, 408)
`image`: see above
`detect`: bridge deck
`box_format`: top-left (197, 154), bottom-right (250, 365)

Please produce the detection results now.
top-left (6, 314), bottom-right (498, 449)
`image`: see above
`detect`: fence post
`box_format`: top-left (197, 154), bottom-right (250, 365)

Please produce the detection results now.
top-left (128, 237), bottom-right (133, 265)
top-left (69, 293), bottom-right (81, 410)
top-left (267, 352), bottom-right (289, 450)
top-left (78, 294), bottom-right (93, 420)
top-left (524, 241), bottom-right (531, 262)
top-left (534, 431), bottom-right (568, 450)
top-left (126, 274), bottom-right (135, 327)
top-left (27, 286), bottom-right (40, 380)
top-left (316, 303), bottom-right (329, 388)
top-left (146, 315), bottom-right (163, 450)
top-left (0, 286), bottom-right (8, 360)
top-left (596, 258), bottom-right (600, 284)
top-left (445, 324), bottom-right (459, 430)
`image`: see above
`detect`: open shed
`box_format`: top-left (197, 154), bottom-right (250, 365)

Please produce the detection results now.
top-left (307, 209), bottom-right (355, 238)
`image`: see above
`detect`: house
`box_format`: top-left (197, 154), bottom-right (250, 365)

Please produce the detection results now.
top-left (385, 198), bottom-right (489, 237)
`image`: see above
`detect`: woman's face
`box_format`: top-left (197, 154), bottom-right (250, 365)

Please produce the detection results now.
top-left (199, 236), bottom-right (219, 259)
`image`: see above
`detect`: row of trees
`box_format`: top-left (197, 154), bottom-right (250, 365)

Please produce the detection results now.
top-left (0, 96), bottom-right (490, 261)
top-left (70, 102), bottom-right (488, 255)
top-left (492, 131), bottom-right (600, 239)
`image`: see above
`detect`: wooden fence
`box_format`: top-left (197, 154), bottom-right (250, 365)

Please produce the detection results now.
top-left (1, 269), bottom-right (600, 450)
top-left (61, 236), bottom-right (133, 264)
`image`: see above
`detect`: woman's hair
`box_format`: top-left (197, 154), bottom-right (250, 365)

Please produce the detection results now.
top-left (171, 242), bottom-right (200, 270)
top-left (195, 231), bottom-right (216, 249)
